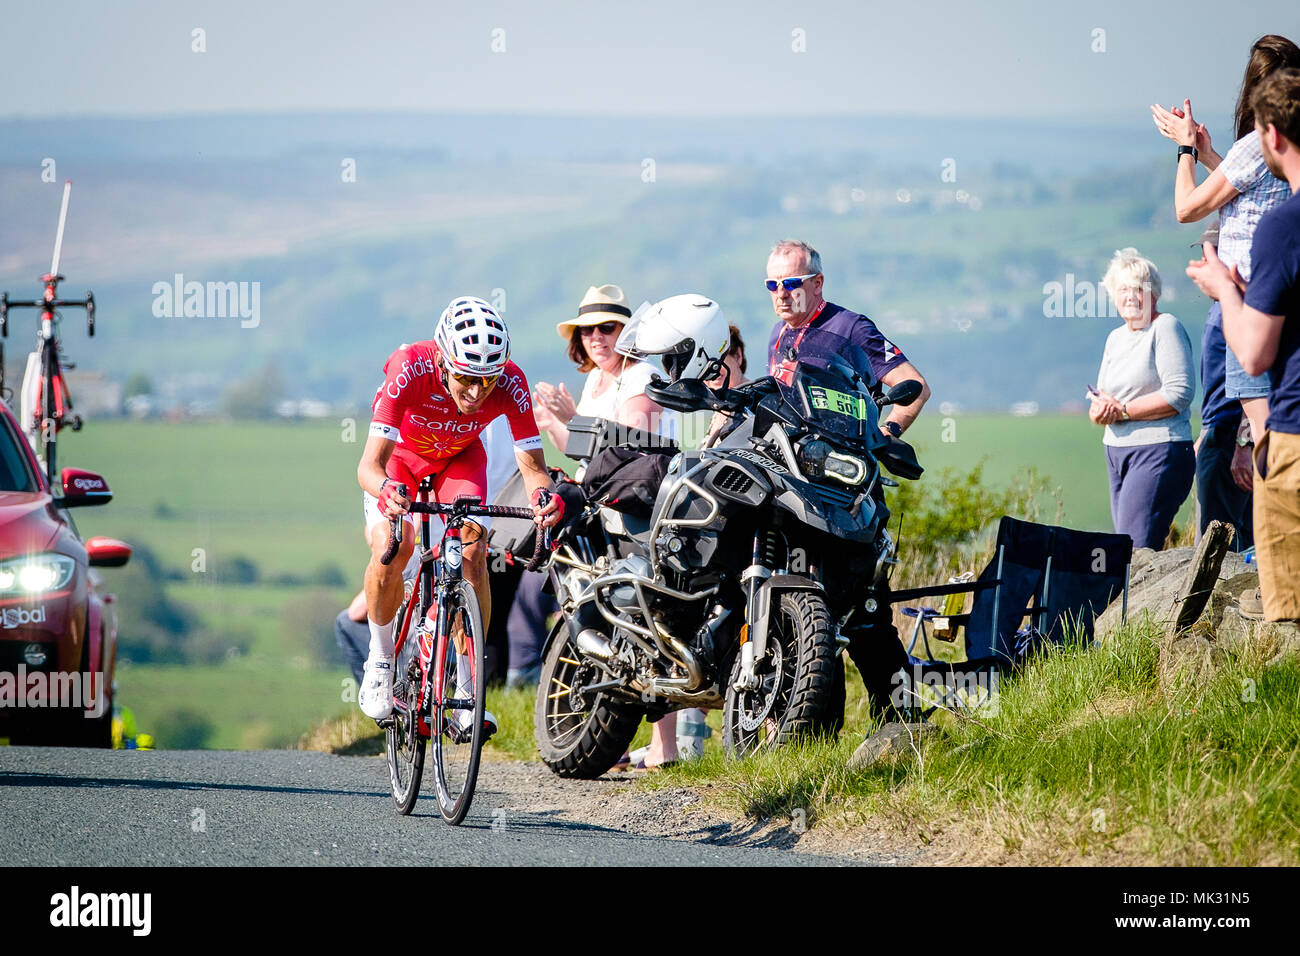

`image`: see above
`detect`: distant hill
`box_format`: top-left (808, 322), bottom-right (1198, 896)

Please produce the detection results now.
top-left (0, 111), bottom-right (1223, 414)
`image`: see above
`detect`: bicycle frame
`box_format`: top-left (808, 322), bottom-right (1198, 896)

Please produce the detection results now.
top-left (391, 479), bottom-right (466, 740)
top-left (391, 480), bottom-right (520, 740)
top-left (380, 477), bottom-right (549, 819)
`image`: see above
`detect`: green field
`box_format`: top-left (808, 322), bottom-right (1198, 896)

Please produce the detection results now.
top-left (43, 415), bottom-right (1186, 749)
top-left (903, 411), bottom-right (1195, 534)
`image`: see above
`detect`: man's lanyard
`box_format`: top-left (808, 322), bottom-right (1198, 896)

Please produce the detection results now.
top-left (770, 303), bottom-right (826, 386)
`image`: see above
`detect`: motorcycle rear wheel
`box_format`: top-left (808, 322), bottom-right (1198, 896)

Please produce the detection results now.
top-left (534, 622), bottom-right (642, 779)
top-left (722, 589), bottom-right (838, 757)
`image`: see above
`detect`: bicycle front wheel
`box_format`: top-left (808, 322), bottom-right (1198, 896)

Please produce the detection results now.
top-left (431, 579), bottom-right (487, 825)
top-left (387, 592), bottom-right (427, 815)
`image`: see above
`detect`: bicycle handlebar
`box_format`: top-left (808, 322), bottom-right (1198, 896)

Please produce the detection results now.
top-left (0, 291), bottom-right (96, 338)
top-left (380, 487), bottom-right (554, 571)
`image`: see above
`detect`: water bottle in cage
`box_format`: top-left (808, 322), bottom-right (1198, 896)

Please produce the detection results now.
top-left (19, 351), bottom-right (41, 453)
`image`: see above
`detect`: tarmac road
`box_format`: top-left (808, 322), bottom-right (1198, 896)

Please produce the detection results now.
top-left (0, 748), bottom-right (865, 866)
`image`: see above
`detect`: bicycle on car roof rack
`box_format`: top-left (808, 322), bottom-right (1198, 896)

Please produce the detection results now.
top-left (0, 180), bottom-right (96, 488)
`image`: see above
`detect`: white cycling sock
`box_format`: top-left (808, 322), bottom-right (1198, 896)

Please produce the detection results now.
top-left (456, 652), bottom-right (473, 692)
top-left (367, 617), bottom-right (395, 661)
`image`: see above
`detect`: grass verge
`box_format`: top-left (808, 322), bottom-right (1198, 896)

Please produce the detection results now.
top-left (648, 618), bottom-right (1300, 865)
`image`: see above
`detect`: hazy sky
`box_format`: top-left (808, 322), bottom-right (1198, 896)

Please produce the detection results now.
top-left (2, 1), bottom-right (1297, 120)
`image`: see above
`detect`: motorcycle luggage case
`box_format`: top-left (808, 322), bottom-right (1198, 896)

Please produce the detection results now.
top-left (564, 415), bottom-right (606, 461)
top-left (565, 415), bottom-right (679, 461)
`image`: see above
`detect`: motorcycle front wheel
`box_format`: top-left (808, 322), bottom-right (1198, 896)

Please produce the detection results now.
top-left (722, 589), bottom-right (838, 757)
top-left (534, 622), bottom-right (643, 779)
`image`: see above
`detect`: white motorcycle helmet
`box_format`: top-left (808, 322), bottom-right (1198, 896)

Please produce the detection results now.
top-left (434, 296), bottom-right (510, 377)
top-left (616, 293), bottom-right (731, 383)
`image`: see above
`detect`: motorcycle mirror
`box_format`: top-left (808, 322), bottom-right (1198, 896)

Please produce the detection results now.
top-left (878, 379), bottom-right (923, 408)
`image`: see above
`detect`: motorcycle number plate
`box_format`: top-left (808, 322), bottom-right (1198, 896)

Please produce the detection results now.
top-left (806, 385), bottom-right (867, 421)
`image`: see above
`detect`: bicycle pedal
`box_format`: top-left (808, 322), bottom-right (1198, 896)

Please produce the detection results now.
top-left (376, 717), bottom-right (395, 729)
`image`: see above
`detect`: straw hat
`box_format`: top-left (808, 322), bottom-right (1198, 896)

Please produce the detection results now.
top-left (556, 284), bottom-right (633, 339)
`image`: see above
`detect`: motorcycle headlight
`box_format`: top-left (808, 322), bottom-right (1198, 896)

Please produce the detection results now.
top-left (797, 439), bottom-right (866, 486)
top-left (0, 554), bottom-right (77, 594)
top-left (824, 452), bottom-right (867, 485)
top-left (797, 439), bottom-right (832, 479)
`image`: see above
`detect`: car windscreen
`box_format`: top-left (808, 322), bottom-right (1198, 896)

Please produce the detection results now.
top-left (0, 415), bottom-right (39, 492)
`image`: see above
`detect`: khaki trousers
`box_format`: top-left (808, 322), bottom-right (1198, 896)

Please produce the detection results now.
top-left (1253, 430), bottom-right (1300, 621)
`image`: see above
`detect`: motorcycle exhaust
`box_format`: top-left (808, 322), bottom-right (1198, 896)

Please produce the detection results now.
top-left (576, 629), bottom-right (614, 661)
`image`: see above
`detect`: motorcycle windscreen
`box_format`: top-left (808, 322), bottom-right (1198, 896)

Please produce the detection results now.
top-left (776, 327), bottom-right (881, 444)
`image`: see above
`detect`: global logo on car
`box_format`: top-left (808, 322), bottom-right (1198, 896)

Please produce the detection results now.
top-left (2, 606), bottom-right (46, 629)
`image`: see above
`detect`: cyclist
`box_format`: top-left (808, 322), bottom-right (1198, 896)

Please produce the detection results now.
top-left (357, 296), bottom-right (563, 730)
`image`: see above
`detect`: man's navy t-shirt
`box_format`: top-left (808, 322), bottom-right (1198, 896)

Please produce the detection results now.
top-left (1245, 190), bottom-right (1300, 434)
top-left (767, 302), bottom-right (909, 386)
top-left (1201, 307), bottom-right (1241, 430)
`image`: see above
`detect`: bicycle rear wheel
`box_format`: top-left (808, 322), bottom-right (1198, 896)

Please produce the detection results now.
top-left (431, 579), bottom-right (486, 825)
top-left (387, 593), bottom-right (427, 815)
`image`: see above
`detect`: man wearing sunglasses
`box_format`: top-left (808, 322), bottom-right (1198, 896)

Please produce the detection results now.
top-left (766, 239), bottom-right (931, 438)
top-left (766, 240), bottom-right (932, 719)
top-left (355, 295), bottom-right (563, 722)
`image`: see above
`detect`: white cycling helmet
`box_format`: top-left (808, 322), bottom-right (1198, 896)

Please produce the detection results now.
top-left (434, 296), bottom-right (510, 376)
top-left (616, 293), bottom-right (731, 383)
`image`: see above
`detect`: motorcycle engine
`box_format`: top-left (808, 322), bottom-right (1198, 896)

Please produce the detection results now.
top-left (605, 554), bottom-right (652, 609)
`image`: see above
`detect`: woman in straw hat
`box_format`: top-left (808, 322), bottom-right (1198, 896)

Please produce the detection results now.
top-left (533, 284), bottom-right (676, 450)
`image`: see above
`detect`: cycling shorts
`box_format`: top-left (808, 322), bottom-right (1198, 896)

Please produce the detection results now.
top-left (363, 439), bottom-right (492, 535)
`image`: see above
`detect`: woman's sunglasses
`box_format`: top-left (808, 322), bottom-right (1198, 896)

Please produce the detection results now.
top-left (765, 273), bottom-right (820, 292)
top-left (580, 321), bottom-right (621, 336)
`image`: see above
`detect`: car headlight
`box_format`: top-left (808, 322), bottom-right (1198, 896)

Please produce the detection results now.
top-left (797, 439), bottom-right (867, 486)
top-left (0, 554), bottom-right (77, 594)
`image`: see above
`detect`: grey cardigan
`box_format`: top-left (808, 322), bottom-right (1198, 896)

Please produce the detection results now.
top-left (1096, 312), bottom-right (1195, 446)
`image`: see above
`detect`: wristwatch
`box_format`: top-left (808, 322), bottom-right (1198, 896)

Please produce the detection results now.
top-left (1177, 144), bottom-right (1198, 163)
top-left (1237, 432), bottom-right (1255, 448)
top-left (884, 420), bottom-right (902, 438)
top-left (1120, 404), bottom-right (1130, 422)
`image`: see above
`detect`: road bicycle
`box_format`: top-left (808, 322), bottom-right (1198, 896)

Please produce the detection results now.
top-left (0, 181), bottom-right (94, 487)
top-left (378, 481), bottom-right (549, 823)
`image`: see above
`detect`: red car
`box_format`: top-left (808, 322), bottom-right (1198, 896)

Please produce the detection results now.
top-left (0, 399), bottom-right (130, 747)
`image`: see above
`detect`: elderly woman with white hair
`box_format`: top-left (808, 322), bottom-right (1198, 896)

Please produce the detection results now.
top-left (1088, 248), bottom-right (1197, 549)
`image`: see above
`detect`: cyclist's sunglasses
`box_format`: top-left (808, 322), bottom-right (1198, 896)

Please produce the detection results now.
top-left (765, 273), bottom-right (820, 292)
top-left (449, 370), bottom-right (501, 389)
top-left (579, 321), bottom-right (621, 336)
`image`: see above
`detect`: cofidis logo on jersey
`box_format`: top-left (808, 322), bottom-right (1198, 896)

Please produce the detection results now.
top-left (497, 370), bottom-right (530, 412)
top-left (385, 355), bottom-right (438, 399)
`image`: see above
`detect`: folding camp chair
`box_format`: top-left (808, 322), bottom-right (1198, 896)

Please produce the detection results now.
top-left (888, 516), bottom-right (1133, 717)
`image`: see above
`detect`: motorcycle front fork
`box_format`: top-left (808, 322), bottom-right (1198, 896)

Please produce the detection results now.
top-left (734, 532), bottom-right (771, 692)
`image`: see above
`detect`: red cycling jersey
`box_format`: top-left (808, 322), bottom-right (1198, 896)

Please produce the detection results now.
top-left (368, 341), bottom-right (542, 488)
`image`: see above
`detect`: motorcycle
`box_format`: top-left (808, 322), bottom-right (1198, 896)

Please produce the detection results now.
top-left (533, 327), bottom-right (924, 776)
